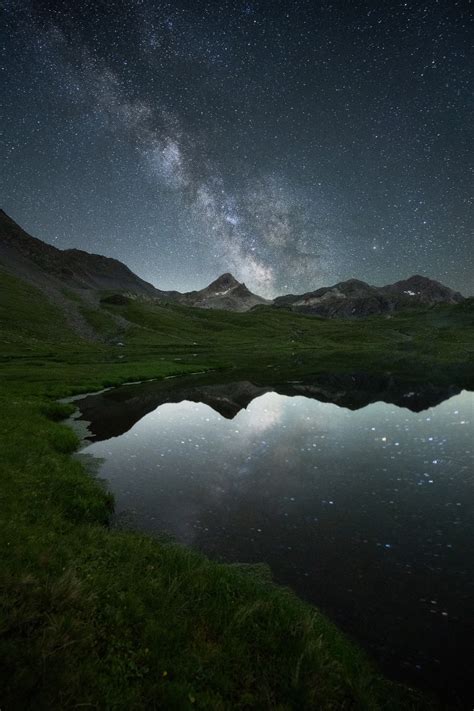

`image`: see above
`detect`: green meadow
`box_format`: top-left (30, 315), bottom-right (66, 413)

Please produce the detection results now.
top-left (1, 268), bottom-right (472, 709)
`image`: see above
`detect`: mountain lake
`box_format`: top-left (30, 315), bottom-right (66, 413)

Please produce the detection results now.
top-left (70, 373), bottom-right (473, 704)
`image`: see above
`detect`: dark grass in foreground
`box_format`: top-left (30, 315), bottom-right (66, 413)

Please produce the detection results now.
top-left (2, 270), bottom-right (472, 708)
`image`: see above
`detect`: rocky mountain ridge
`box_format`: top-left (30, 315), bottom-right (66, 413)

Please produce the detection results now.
top-left (272, 275), bottom-right (464, 318)
top-left (0, 209), bottom-right (165, 298)
top-left (179, 272), bottom-right (271, 311)
top-left (0, 211), bottom-right (267, 312)
top-left (0, 210), bottom-right (465, 319)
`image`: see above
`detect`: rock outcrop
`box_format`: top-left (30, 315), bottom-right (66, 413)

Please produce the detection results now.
top-left (179, 272), bottom-right (272, 312)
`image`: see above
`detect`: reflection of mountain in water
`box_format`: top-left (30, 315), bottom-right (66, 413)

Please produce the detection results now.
top-left (76, 373), bottom-right (462, 443)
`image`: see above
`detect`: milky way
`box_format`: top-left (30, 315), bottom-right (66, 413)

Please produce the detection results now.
top-left (1, 1), bottom-right (472, 295)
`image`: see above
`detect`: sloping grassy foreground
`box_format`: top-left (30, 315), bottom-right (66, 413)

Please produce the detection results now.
top-left (3, 269), bottom-right (472, 708)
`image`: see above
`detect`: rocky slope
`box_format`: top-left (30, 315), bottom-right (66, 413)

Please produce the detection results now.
top-left (380, 274), bottom-right (465, 305)
top-left (0, 212), bottom-right (267, 314)
top-left (0, 209), bottom-right (166, 298)
top-left (179, 273), bottom-right (272, 312)
top-left (272, 276), bottom-right (464, 318)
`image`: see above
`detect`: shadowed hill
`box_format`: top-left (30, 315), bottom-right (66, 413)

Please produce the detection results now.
top-left (0, 210), bottom-right (181, 340)
top-left (0, 209), bottom-right (166, 297)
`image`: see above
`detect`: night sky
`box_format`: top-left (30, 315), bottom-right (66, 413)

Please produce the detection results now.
top-left (1, 0), bottom-right (472, 296)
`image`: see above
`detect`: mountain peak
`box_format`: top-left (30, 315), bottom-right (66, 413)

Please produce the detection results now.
top-left (206, 272), bottom-right (240, 293)
top-left (384, 275), bottom-right (464, 302)
top-left (180, 271), bottom-right (270, 311)
top-left (398, 274), bottom-right (435, 285)
top-left (273, 273), bottom-right (464, 318)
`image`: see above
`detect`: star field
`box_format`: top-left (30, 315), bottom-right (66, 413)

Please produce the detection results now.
top-left (1, 0), bottom-right (472, 296)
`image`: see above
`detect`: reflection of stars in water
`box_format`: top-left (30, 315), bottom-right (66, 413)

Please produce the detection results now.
top-left (80, 386), bottom-right (473, 694)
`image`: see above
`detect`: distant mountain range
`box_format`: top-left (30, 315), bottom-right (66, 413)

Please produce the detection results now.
top-left (0, 209), bottom-right (465, 319)
top-left (273, 275), bottom-right (464, 318)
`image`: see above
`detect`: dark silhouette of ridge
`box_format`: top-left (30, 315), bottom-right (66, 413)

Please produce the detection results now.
top-left (0, 209), bottom-right (465, 318)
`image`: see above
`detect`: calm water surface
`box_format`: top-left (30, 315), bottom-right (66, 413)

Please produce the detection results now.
top-left (77, 376), bottom-right (473, 703)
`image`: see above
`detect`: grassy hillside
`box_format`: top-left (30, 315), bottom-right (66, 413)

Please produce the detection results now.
top-left (2, 268), bottom-right (472, 708)
top-left (104, 295), bottom-right (474, 382)
top-left (2, 267), bottom-right (473, 388)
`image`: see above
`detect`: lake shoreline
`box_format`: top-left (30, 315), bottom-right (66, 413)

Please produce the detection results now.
top-left (72, 372), bottom-right (473, 706)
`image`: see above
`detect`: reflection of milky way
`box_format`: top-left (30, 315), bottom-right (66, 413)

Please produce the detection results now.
top-left (2, 2), bottom-right (472, 295)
